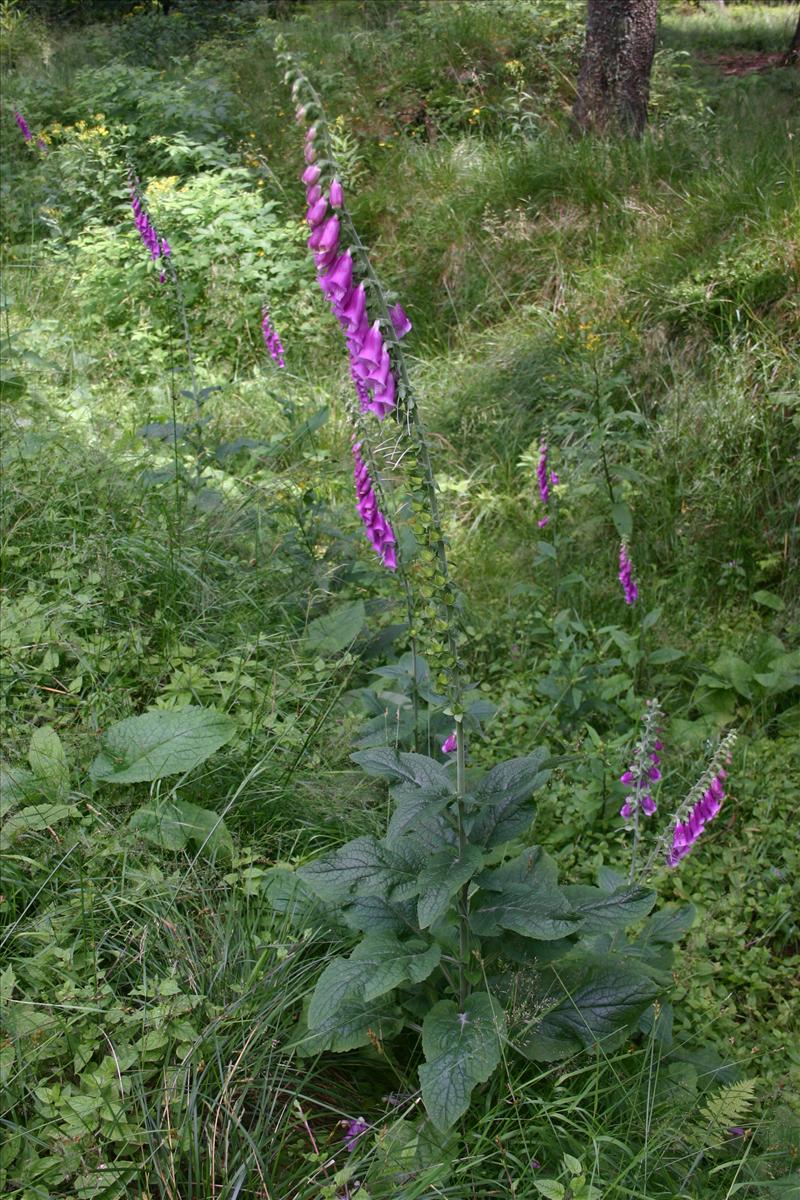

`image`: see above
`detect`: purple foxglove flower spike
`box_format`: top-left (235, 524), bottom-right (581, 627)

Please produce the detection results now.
top-left (261, 307), bottom-right (285, 368)
top-left (536, 441), bottom-right (549, 506)
top-left (389, 302), bottom-right (412, 339)
top-left (618, 699), bottom-right (664, 821)
top-left (666, 737), bottom-right (734, 868)
top-left (330, 178), bottom-right (344, 208)
top-left (618, 541), bottom-right (638, 605)
top-left (14, 111), bottom-right (32, 142)
top-left (352, 443), bottom-right (396, 570)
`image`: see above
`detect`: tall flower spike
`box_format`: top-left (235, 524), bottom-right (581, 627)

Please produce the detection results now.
top-left (261, 307), bottom-right (285, 368)
top-left (618, 541), bottom-right (638, 605)
top-left (352, 442), bottom-right (397, 570)
top-left (667, 735), bottom-right (735, 868)
top-left (536, 440), bottom-right (551, 527)
top-left (618, 699), bottom-right (664, 821)
top-left (14, 111), bottom-right (32, 142)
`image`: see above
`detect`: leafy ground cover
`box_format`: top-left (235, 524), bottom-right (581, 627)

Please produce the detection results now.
top-left (1, 1), bottom-right (799, 1197)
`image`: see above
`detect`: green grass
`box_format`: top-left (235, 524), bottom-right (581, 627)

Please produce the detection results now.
top-left (1, 0), bottom-right (799, 1196)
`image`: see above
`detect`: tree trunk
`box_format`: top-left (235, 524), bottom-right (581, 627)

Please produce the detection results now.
top-left (573, 0), bottom-right (660, 138)
top-left (787, 11), bottom-right (800, 67)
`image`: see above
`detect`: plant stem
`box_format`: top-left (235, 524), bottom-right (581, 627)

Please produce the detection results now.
top-left (456, 719), bottom-right (470, 1007)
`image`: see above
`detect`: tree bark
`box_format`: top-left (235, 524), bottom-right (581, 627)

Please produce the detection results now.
top-left (573, 0), bottom-right (660, 138)
top-left (786, 11), bottom-right (800, 67)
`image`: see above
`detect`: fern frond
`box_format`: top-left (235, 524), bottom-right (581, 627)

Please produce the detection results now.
top-left (699, 1078), bottom-right (756, 1130)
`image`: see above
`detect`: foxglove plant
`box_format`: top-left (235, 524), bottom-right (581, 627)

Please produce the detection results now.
top-left (666, 733), bottom-right (735, 868)
top-left (618, 539), bottom-right (639, 605)
top-left (618, 698), bottom-right (664, 881)
top-left (265, 45), bottom-right (704, 1139)
top-left (261, 306), bottom-right (285, 367)
top-left (535, 439), bottom-right (558, 528)
top-left (14, 110), bottom-right (32, 142)
top-left (635, 730), bottom-right (737, 881)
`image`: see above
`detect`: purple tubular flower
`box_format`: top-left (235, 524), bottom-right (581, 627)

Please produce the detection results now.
top-left (306, 196), bottom-right (328, 227)
top-left (344, 1117), bottom-right (369, 1153)
top-left (618, 541), bottom-right (638, 605)
top-left (330, 178), bottom-right (344, 208)
top-left (536, 441), bottom-right (549, 506)
top-left (442, 732), bottom-right (457, 754)
top-left (667, 766), bottom-right (728, 868)
top-left (14, 111), bottom-right (32, 141)
top-left (304, 142), bottom-right (317, 164)
top-left (389, 302), bottom-right (412, 339)
top-left (261, 307), bottom-right (285, 368)
top-left (317, 214), bottom-right (340, 253)
top-left (618, 700), bottom-right (664, 821)
top-left (352, 443), bottom-right (397, 570)
top-left (302, 164), bottom-right (321, 187)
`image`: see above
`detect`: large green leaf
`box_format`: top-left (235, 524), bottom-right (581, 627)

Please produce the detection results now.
top-left (351, 747), bottom-right (453, 792)
top-left (299, 835), bottom-right (417, 903)
top-left (296, 991), bottom-right (403, 1056)
top-left (309, 933), bottom-right (441, 1028)
top-left (470, 883), bottom-right (578, 941)
top-left (419, 991), bottom-right (506, 1131)
top-left (416, 844), bottom-right (485, 929)
top-left (636, 904), bottom-right (696, 947)
top-left (28, 727), bottom-right (69, 798)
top-left (306, 600), bottom-right (365, 654)
top-left (466, 752), bottom-right (550, 847)
top-left (89, 706), bottom-right (236, 784)
top-left (386, 785), bottom-right (452, 847)
top-left (341, 895), bottom-right (418, 934)
top-left (128, 799), bottom-right (233, 860)
top-left (519, 953), bottom-right (661, 1062)
top-left (564, 884), bottom-right (656, 935)
top-left (0, 802), bottom-right (78, 849)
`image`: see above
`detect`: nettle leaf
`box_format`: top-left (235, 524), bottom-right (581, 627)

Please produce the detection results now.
top-left (90, 706), bottom-right (236, 784)
top-left (298, 836), bottom-right (416, 903)
top-left (564, 885), bottom-right (656, 935)
top-left (466, 751), bottom-right (550, 848)
top-left (28, 727), bottom-right (69, 798)
top-left (351, 748), bottom-right (454, 793)
top-left (419, 991), bottom-right (506, 1131)
top-left (417, 844), bottom-right (485, 930)
top-left (306, 600), bottom-right (365, 654)
top-left (519, 952), bottom-right (661, 1062)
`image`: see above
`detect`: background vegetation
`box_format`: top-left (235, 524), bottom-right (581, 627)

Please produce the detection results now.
top-left (1, 1), bottom-right (798, 1197)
